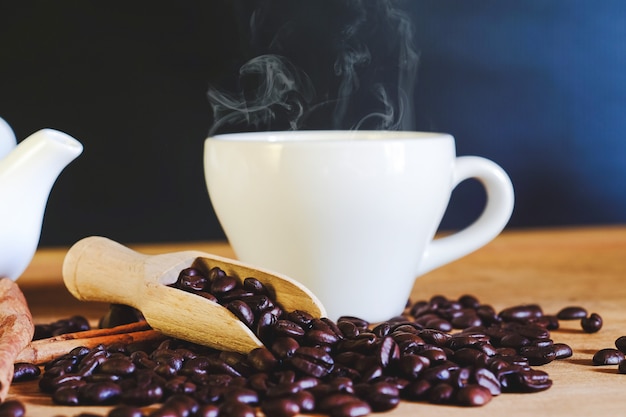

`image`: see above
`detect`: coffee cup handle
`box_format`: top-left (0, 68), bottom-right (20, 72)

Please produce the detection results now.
top-left (417, 156), bottom-right (515, 276)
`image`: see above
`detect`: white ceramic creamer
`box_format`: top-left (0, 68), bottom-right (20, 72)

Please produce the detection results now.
top-left (0, 117), bottom-right (83, 280)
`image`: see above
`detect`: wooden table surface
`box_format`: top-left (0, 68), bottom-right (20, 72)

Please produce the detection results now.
top-left (9, 226), bottom-right (626, 416)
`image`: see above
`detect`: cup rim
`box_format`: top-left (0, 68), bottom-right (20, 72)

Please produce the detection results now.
top-left (207, 130), bottom-right (452, 143)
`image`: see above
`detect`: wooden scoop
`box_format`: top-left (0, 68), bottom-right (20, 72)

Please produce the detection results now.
top-left (62, 236), bottom-right (326, 354)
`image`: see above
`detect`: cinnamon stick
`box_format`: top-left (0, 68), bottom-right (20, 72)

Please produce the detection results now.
top-left (36, 320), bottom-right (151, 342)
top-left (16, 324), bottom-right (166, 365)
top-left (0, 278), bottom-right (34, 402)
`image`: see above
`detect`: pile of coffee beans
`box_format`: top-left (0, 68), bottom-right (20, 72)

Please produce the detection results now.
top-left (11, 264), bottom-right (625, 417)
top-left (33, 315), bottom-right (90, 340)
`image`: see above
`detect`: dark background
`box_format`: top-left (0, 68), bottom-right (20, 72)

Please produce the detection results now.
top-left (1, 1), bottom-right (625, 247)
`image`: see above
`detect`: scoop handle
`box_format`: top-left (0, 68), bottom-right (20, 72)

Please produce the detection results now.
top-left (63, 236), bottom-right (196, 308)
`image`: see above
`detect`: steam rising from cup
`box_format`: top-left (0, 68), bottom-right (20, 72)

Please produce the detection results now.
top-left (208, 0), bottom-right (419, 134)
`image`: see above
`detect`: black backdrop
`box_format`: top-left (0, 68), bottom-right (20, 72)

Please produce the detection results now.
top-left (2, 1), bottom-right (626, 247)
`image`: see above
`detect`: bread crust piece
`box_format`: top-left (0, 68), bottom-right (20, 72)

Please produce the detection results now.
top-left (0, 278), bottom-right (34, 402)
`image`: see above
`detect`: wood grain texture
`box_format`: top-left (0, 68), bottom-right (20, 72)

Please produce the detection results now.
top-left (10, 226), bottom-right (626, 416)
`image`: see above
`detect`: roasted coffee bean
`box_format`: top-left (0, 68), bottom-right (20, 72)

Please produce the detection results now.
top-left (337, 333), bottom-right (378, 354)
top-left (499, 332), bottom-right (531, 349)
top-left (616, 336), bottom-right (626, 353)
top-left (242, 277), bottom-right (269, 295)
top-left (163, 375), bottom-right (196, 396)
top-left (501, 369), bottom-right (552, 393)
top-left (219, 351), bottom-right (252, 377)
top-left (196, 291), bottom-right (218, 303)
top-left (177, 269), bottom-right (207, 292)
top-left (556, 306), bottom-right (587, 320)
top-left (353, 381), bottom-right (400, 412)
top-left (581, 313), bottom-right (603, 333)
top-left (338, 316), bottom-right (370, 331)
top-left (338, 320), bottom-right (361, 338)
top-left (224, 388), bottom-right (259, 405)
top-left (472, 367), bottom-right (501, 396)
top-left (473, 341), bottom-right (499, 357)
top-left (266, 381), bottom-right (303, 398)
top-left (421, 363), bottom-right (454, 383)
top-left (272, 320), bottom-right (306, 339)
top-left (288, 346), bottom-right (334, 378)
top-left (100, 357), bottom-right (136, 375)
top-left (215, 288), bottom-right (255, 304)
top-left (451, 311), bottom-right (482, 329)
top-left (256, 310), bottom-right (278, 341)
top-left (414, 313), bottom-right (440, 327)
top-left (12, 362), bottom-right (41, 382)
top-left (458, 294), bottom-right (480, 309)
top-left (376, 336), bottom-right (400, 367)
top-left (261, 397), bottom-right (301, 417)
top-left (402, 379), bottom-right (431, 401)
top-left (530, 315), bottom-right (560, 330)
top-left (238, 294), bottom-right (273, 314)
top-left (196, 404), bottom-right (220, 417)
top-left (419, 347), bottom-right (447, 364)
top-left (282, 310), bottom-right (313, 329)
top-left (475, 304), bottom-right (500, 325)
top-left (371, 322), bottom-right (392, 338)
top-left (52, 386), bottom-right (81, 405)
top-left (455, 384), bottom-right (492, 406)
top-left (592, 348), bottom-right (625, 365)
top-left (418, 329), bottom-right (451, 346)
top-left (450, 367), bottom-right (472, 389)
top-left (120, 382), bottom-right (164, 406)
top-left (247, 347), bottom-right (277, 372)
top-left (320, 318), bottom-right (344, 338)
top-left (390, 331), bottom-right (424, 352)
top-left (553, 343), bottom-right (573, 359)
top-left (392, 323), bottom-right (423, 334)
top-left (78, 381), bottom-right (123, 404)
top-left (48, 373), bottom-right (85, 392)
top-left (210, 274), bottom-right (238, 295)
top-left (306, 328), bottom-right (341, 345)
top-left (424, 318), bottom-right (453, 332)
top-left (0, 400), bottom-right (26, 417)
top-left (530, 338), bottom-right (554, 348)
top-left (519, 345), bottom-right (557, 366)
top-left (88, 374), bottom-right (122, 384)
top-left (450, 348), bottom-right (488, 367)
top-left (218, 400), bottom-right (256, 417)
top-left (329, 400), bottom-right (372, 417)
top-left (271, 337), bottom-right (300, 359)
top-left (317, 393), bottom-right (362, 412)
top-left (428, 382), bottom-right (454, 404)
top-left (498, 304), bottom-right (543, 323)
top-left (397, 353), bottom-right (429, 379)
top-left (226, 300), bottom-right (255, 327)
top-left (515, 323), bottom-right (551, 340)
top-left (291, 389), bottom-right (316, 412)
top-left (162, 394), bottom-right (199, 417)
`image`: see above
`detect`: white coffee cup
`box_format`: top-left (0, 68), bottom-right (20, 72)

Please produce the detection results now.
top-left (204, 131), bottom-right (514, 322)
